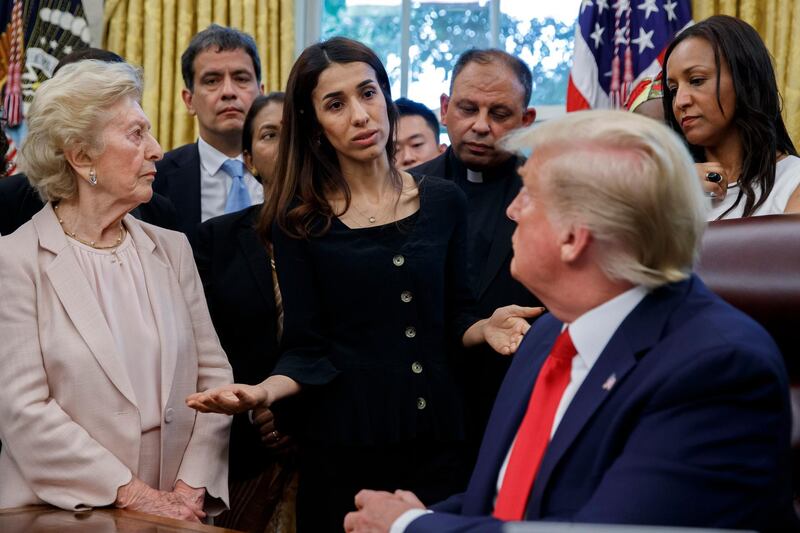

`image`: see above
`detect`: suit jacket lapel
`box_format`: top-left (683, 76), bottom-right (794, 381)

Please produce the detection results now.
top-left (465, 319), bottom-right (561, 514)
top-left (35, 205), bottom-right (137, 406)
top-left (126, 219), bottom-right (180, 407)
top-left (237, 209), bottom-right (276, 311)
top-left (526, 281), bottom-right (691, 518)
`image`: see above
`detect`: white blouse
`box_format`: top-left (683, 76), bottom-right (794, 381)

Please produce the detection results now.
top-left (68, 230), bottom-right (162, 432)
top-left (709, 155), bottom-right (800, 220)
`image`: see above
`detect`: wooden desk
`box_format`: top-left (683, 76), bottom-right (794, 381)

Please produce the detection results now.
top-left (0, 505), bottom-right (242, 533)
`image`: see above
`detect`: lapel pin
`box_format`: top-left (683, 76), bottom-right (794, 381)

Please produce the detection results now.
top-left (602, 373), bottom-right (617, 391)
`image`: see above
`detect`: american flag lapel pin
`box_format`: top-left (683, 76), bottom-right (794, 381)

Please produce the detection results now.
top-left (602, 373), bottom-right (617, 391)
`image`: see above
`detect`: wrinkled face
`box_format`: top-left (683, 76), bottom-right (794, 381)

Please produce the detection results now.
top-left (506, 154), bottom-right (561, 298)
top-left (312, 61), bottom-right (390, 166)
top-left (245, 101), bottom-right (283, 183)
top-left (442, 61), bottom-right (534, 170)
top-left (91, 97), bottom-right (163, 206)
top-left (395, 114), bottom-right (442, 169)
top-left (666, 37), bottom-right (737, 148)
top-left (182, 47), bottom-right (262, 145)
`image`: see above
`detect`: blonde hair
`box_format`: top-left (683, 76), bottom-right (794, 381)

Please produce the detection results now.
top-left (504, 110), bottom-right (707, 288)
top-left (20, 60), bottom-right (143, 201)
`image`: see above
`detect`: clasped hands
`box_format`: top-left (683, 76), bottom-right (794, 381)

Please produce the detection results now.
top-left (344, 489), bottom-right (426, 533)
top-left (115, 477), bottom-right (206, 522)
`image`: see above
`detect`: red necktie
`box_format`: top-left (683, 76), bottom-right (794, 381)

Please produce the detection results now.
top-left (493, 329), bottom-right (577, 521)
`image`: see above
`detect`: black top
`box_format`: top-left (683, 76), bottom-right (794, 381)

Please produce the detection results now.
top-left (271, 176), bottom-right (477, 446)
top-left (194, 205), bottom-right (284, 481)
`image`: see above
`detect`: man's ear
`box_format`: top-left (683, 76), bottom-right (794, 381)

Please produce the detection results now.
top-left (438, 143), bottom-right (447, 154)
top-left (439, 93), bottom-right (450, 126)
top-left (181, 88), bottom-right (196, 115)
top-left (522, 106), bottom-right (536, 127)
top-left (559, 224), bottom-right (592, 264)
top-left (259, 83), bottom-right (265, 95)
top-left (63, 145), bottom-right (94, 183)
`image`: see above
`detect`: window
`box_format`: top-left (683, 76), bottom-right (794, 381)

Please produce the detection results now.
top-left (306, 0), bottom-right (581, 114)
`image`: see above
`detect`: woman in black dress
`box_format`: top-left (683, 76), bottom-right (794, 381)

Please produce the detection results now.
top-left (188, 37), bottom-right (542, 532)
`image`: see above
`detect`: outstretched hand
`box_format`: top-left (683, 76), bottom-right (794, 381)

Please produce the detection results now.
top-left (186, 383), bottom-right (269, 415)
top-left (484, 305), bottom-right (545, 355)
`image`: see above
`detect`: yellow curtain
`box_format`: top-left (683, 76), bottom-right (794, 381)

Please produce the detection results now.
top-left (691, 0), bottom-right (800, 144)
top-left (103, 0), bottom-right (295, 151)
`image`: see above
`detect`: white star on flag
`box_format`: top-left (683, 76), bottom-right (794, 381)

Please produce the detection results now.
top-left (664, 0), bottom-right (678, 21)
top-left (596, 0), bottom-right (609, 14)
top-left (637, 0), bottom-right (659, 20)
top-left (631, 27), bottom-right (655, 54)
top-left (614, 27), bottom-right (628, 46)
top-left (590, 23), bottom-right (605, 49)
top-left (581, 0), bottom-right (594, 14)
top-left (49, 40), bottom-right (59, 50)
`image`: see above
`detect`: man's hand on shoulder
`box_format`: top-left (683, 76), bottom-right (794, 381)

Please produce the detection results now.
top-left (344, 489), bottom-right (426, 533)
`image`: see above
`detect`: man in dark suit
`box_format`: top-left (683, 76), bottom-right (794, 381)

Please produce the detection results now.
top-left (344, 111), bottom-right (797, 532)
top-left (0, 173), bottom-right (178, 236)
top-left (154, 24), bottom-right (263, 245)
top-left (410, 49), bottom-right (539, 465)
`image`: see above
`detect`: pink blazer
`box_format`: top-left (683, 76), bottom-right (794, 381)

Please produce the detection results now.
top-left (0, 204), bottom-right (233, 512)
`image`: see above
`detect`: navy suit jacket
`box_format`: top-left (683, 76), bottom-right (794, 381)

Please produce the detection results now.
top-left (154, 143), bottom-right (202, 245)
top-left (409, 275), bottom-right (796, 532)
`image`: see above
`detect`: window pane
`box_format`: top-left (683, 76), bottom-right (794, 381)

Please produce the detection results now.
top-left (407, 0), bottom-right (491, 110)
top-left (500, 1), bottom-right (580, 106)
top-left (321, 0), bottom-right (403, 96)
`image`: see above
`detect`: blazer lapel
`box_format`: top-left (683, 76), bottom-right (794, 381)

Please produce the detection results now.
top-left (465, 320), bottom-right (561, 513)
top-left (126, 219), bottom-right (180, 407)
top-left (35, 205), bottom-right (137, 405)
top-left (526, 281), bottom-right (691, 518)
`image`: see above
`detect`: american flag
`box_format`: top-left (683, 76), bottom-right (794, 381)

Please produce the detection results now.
top-left (567, 0), bottom-right (692, 111)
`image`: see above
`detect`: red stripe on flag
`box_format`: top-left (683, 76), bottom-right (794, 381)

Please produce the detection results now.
top-left (566, 76), bottom-right (590, 112)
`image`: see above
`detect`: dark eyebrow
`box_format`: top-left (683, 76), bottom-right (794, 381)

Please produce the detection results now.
top-left (322, 79), bottom-right (376, 100)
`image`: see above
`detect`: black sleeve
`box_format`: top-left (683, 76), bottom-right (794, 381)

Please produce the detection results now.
top-left (270, 222), bottom-right (340, 386)
top-left (193, 220), bottom-right (215, 317)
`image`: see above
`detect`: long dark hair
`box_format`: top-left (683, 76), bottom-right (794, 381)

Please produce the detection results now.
top-left (662, 15), bottom-right (797, 218)
top-left (258, 37), bottom-right (400, 242)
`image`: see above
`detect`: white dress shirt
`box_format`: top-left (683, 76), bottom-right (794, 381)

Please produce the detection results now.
top-left (198, 137), bottom-right (263, 222)
top-left (392, 285), bottom-right (649, 533)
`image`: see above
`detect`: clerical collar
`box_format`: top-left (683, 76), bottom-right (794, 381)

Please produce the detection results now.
top-left (466, 169), bottom-right (483, 183)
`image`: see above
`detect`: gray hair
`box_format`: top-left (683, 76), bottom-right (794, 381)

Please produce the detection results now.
top-left (504, 110), bottom-right (707, 288)
top-left (20, 60), bottom-right (143, 202)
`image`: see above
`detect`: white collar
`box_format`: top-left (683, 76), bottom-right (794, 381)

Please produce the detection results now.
top-left (567, 285), bottom-right (650, 370)
top-left (197, 136), bottom-right (244, 177)
top-left (466, 169), bottom-right (483, 183)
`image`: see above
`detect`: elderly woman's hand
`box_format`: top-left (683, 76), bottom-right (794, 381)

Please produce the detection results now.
top-left (115, 476), bottom-right (205, 522)
top-left (186, 383), bottom-right (269, 415)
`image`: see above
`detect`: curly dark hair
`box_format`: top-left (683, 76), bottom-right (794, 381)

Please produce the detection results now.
top-left (662, 15), bottom-right (797, 218)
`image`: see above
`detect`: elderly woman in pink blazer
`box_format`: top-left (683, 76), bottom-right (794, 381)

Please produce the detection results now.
top-left (0, 60), bottom-right (232, 521)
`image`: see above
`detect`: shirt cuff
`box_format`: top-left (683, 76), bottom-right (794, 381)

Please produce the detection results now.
top-left (390, 509), bottom-right (432, 533)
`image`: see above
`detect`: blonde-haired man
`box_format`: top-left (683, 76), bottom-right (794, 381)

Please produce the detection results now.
top-left (345, 110), bottom-right (796, 532)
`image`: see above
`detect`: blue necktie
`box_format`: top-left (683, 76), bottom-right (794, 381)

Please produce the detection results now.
top-left (222, 159), bottom-right (251, 214)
